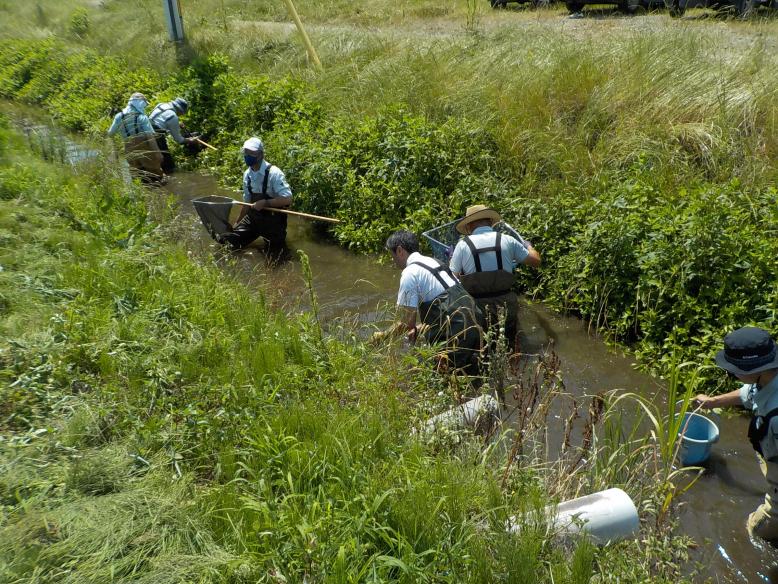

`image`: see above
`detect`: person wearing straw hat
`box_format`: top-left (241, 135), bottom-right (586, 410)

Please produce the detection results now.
top-left (375, 230), bottom-right (483, 375)
top-left (449, 204), bottom-right (541, 350)
top-left (695, 327), bottom-right (778, 545)
top-left (217, 137), bottom-right (293, 251)
top-left (107, 92), bottom-right (164, 183)
top-left (149, 97), bottom-right (201, 173)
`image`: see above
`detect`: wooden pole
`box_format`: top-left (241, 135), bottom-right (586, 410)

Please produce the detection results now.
top-left (195, 137), bottom-right (217, 151)
top-left (281, 0), bottom-right (323, 71)
top-left (233, 201), bottom-right (339, 223)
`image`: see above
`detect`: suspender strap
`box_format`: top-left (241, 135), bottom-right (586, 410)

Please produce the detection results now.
top-left (408, 260), bottom-right (455, 291)
top-left (463, 232), bottom-right (503, 273)
top-left (495, 232), bottom-right (503, 271)
top-left (150, 104), bottom-right (174, 130)
top-left (748, 407), bottom-right (778, 457)
top-left (262, 166), bottom-right (271, 197)
top-left (246, 165), bottom-right (274, 202)
top-left (463, 236), bottom-right (481, 272)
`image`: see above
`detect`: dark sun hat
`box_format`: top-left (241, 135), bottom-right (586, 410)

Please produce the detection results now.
top-left (715, 327), bottom-right (778, 376)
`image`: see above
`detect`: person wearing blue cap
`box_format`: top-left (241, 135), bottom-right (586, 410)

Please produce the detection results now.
top-left (695, 326), bottom-right (778, 545)
top-left (149, 97), bottom-right (199, 173)
top-left (217, 137), bottom-right (293, 250)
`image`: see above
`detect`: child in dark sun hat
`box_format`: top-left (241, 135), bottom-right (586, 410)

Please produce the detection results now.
top-left (695, 326), bottom-right (778, 545)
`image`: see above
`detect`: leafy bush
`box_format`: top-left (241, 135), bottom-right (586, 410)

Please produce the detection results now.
top-left (68, 7), bottom-right (89, 39)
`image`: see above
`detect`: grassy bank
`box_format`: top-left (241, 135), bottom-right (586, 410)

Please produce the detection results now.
top-left (0, 115), bottom-right (697, 580)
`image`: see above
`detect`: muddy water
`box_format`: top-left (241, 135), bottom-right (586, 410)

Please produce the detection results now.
top-left (165, 170), bottom-right (778, 581)
top-left (6, 101), bottom-right (773, 582)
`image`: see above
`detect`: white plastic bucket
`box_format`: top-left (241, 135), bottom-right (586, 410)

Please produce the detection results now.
top-left (507, 488), bottom-right (639, 545)
top-left (550, 488), bottom-right (640, 544)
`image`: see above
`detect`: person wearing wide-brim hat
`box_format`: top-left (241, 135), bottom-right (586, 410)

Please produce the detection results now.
top-left (695, 326), bottom-right (778, 545)
top-left (449, 204), bottom-right (541, 353)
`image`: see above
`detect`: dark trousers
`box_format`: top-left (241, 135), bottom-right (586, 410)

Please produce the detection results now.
top-left (475, 291), bottom-right (519, 352)
top-left (154, 132), bottom-right (174, 174)
top-left (219, 209), bottom-right (288, 250)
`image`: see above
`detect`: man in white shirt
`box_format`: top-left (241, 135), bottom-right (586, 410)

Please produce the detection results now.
top-left (449, 205), bottom-right (541, 350)
top-left (379, 230), bottom-right (483, 374)
top-left (218, 137), bottom-right (293, 251)
top-left (695, 327), bottom-right (778, 545)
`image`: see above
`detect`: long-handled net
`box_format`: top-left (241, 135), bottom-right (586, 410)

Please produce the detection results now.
top-left (191, 195), bottom-right (237, 240)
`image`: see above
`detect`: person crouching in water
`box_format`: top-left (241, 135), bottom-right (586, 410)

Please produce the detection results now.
top-left (695, 326), bottom-right (778, 545)
top-left (450, 204), bottom-right (541, 352)
top-left (107, 92), bottom-right (164, 183)
top-left (218, 137), bottom-right (293, 251)
top-left (149, 97), bottom-right (200, 174)
top-left (376, 230), bottom-right (483, 375)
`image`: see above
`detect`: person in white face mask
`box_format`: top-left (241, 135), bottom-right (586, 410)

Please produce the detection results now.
top-left (107, 92), bottom-right (164, 183)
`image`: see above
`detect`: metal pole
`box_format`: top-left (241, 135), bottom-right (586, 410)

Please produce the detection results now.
top-left (162, 0), bottom-right (185, 42)
top-left (281, 0), bottom-right (323, 71)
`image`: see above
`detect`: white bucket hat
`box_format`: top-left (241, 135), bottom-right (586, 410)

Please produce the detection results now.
top-left (242, 137), bottom-right (264, 153)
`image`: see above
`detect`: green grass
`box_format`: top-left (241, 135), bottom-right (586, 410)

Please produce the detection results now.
top-left (0, 3), bottom-right (771, 576)
top-left (0, 117), bottom-right (696, 581)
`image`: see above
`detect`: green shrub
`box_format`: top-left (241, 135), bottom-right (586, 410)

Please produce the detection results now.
top-left (68, 7), bottom-right (89, 39)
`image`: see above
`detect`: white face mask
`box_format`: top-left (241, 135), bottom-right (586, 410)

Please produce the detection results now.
top-left (129, 98), bottom-right (148, 112)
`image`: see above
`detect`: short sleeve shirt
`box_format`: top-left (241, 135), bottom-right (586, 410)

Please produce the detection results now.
top-left (397, 252), bottom-right (458, 309)
top-left (242, 160), bottom-right (292, 203)
top-left (741, 374), bottom-right (778, 461)
top-left (449, 226), bottom-right (529, 275)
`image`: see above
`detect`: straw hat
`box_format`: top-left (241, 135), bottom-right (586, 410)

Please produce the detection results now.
top-left (456, 205), bottom-right (502, 234)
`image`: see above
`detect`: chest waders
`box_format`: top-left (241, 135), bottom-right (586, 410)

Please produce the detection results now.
top-left (221, 167), bottom-right (287, 249)
top-left (458, 233), bottom-right (519, 349)
top-left (745, 407), bottom-right (778, 543)
top-left (409, 261), bottom-right (483, 373)
top-left (150, 103), bottom-right (176, 173)
top-left (119, 112), bottom-right (163, 181)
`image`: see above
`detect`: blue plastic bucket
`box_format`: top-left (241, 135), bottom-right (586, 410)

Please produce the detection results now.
top-left (678, 412), bottom-right (720, 465)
